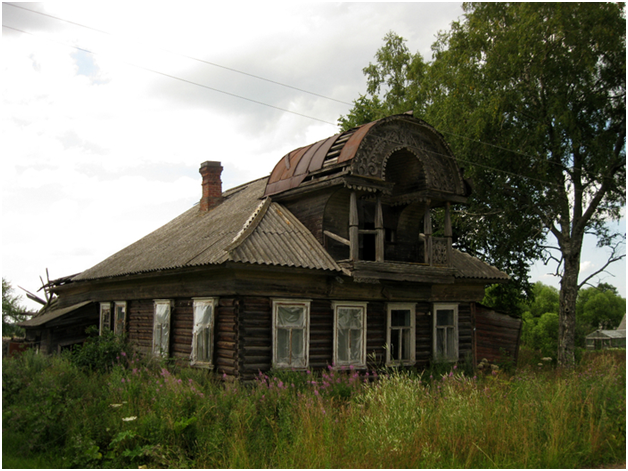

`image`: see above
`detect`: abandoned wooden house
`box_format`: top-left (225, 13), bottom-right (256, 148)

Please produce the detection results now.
top-left (20, 113), bottom-right (522, 379)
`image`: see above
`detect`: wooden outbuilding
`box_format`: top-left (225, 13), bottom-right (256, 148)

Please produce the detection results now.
top-left (22, 114), bottom-right (522, 379)
top-left (585, 314), bottom-right (626, 350)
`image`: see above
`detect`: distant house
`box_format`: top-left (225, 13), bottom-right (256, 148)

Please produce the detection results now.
top-left (585, 314), bottom-right (626, 350)
top-left (20, 114), bottom-right (521, 379)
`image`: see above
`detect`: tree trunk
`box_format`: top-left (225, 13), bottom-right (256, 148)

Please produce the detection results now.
top-left (557, 245), bottom-right (582, 368)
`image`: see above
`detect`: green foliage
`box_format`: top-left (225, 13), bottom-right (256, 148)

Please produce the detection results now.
top-left (3, 351), bottom-right (625, 468)
top-left (577, 284), bottom-right (626, 330)
top-left (342, 4), bottom-right (626, 366)
top-left (69, 326), bottom-right (130, 373)
top-left (520, 282), bottom-right (626, 353)
top-left (338, 31), bottom-right (427, 131)
top-left (2, 278), bottom-right (29, 337)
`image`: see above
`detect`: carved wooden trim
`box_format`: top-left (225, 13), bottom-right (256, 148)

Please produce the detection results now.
top-left (350, 119), bottom-right (465, 195)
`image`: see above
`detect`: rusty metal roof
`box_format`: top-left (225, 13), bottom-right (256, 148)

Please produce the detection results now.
top-left (264, 113), bottom-right (465, 198)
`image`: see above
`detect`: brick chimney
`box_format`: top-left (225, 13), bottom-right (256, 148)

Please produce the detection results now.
top-left (199, 161), bottom-right (224, 212)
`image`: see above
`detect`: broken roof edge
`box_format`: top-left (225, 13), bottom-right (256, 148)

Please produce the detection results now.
top-left (18, 300), bottom-right (93, 327)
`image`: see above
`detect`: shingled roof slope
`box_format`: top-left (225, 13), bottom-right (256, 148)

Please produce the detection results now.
top-left (71, 172), bottom-right (506, 283)
top-left (451, 250), bottom-right (509, 281)
top-left (73, 177), bottom-right (342, 281)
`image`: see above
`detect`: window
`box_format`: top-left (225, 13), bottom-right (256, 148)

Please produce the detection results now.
top-left (333, 302), bottom-right (367, 368)
top-left (153, 299), bottom-right (172, 357)
top-left (191, 298), bottom-right (217, 367)
top-left (433, 304), bottom-right (458, 362)
top-left (114, 302), bottom-right (127, 335)
top-left (272, 299), bottom-right (310, 369)
top-left (386, 303), bottom-right (416, 365)
top-left (99, 302), bottom-right (112, 335)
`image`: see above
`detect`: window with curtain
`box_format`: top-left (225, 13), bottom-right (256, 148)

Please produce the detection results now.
top-left (114, 301), bottom-right (127, 335)
top-left (333, 302), bottom-right (367, 367)
top-left (153, 300), bottom-right (172, 357)
top-left (191, 298), bottom-right (217, 367)
top-left (99, 302), bottom-right (111, 335)
top-left (433, 304), bottom-right (458, 361)
top-left (273, 299), bottom-right (310, 368)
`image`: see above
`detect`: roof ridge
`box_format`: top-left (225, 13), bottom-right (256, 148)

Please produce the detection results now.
top-left (226, 197), bottom-right (272, 251)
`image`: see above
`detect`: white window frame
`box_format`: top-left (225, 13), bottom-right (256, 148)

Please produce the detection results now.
top-left (153, 299), bottom-right (173, 358)
top-left (191, 297), bottom-right (218, 368)
top-left (332, 301), bottom-right (367, 368)
top-left (114, 301), bottom-right (127, 335)
top-left (386, 303), bottom-right (416, 366)
top-left (433, 303), bottom-right (459, 362)
top-left (99, 302), bottom-right (112, 335)
top-left (272, 299), bottom-right (311, 369)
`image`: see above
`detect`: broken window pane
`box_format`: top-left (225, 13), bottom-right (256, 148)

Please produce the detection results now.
top-left (437, 309), bottom-right (454, 326)
top-left (391, 309), bottom-right (410, 327)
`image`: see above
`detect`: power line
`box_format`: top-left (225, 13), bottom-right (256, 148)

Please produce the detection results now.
top-left (3, 16), bottom-right (617, 191)
top-left (0, 23), bottom-right (573, 190)
top-left (4, 2), bottom-right (353, 106)
top-left (2, 24), bottom-right (338, 126)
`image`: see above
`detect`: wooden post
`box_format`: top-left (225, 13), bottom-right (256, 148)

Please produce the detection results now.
top-left (350, 191), bottom-right (359, 261)
top-left (445, 202), bottom-right (452, 266)
top-left (375, 195), bottom-right (385, 262)
top-left (424, 203), bottom-right (432, 265)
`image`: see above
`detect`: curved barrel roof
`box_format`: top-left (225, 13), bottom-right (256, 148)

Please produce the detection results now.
top-left (264, 113), bottom-right (469, 198)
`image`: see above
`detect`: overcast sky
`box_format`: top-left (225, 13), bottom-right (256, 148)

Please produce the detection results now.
top-left (2, 2), bottom-right (625, 311)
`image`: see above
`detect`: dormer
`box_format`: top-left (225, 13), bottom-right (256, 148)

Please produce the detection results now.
top-left (264, 114), bottom-right (472, 283)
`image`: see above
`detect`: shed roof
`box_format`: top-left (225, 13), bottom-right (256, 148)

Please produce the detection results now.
top-left (586, 329), bottom-right (627, 340)
top-left (18, 301), bottom-right (92, 327)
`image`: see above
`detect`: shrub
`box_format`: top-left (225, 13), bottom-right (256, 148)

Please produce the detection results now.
top-left (70, 326), bottom-right (130, 373)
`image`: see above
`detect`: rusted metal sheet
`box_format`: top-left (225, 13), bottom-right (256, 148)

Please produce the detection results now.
top-left (338, 120), bottom-right (378, 163)
top-left (264, 134), bottom-right (341, 197)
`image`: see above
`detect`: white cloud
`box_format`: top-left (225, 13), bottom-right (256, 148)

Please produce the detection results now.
top-left (1, 2), bottom-right (507, 312)
top-left (580, 260), bottom-right (595, 273)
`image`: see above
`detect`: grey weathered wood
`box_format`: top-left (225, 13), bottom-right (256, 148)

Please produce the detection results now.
top-left (324, 230), bottom-right (350, 246)
top-left (375, 195), bottom-right (385, 262)
top-left (350, 191), bottom-right (359, 261)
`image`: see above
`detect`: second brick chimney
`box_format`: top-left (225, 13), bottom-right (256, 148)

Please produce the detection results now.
top-left (199, 161), bottom-right (224, 212)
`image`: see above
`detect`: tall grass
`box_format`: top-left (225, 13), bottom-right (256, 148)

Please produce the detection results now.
top-left (3, 349), bottom-right (625, 468)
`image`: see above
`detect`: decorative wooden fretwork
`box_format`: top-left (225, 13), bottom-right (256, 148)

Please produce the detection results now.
top-left (350, 119), bottom-right (465, 195)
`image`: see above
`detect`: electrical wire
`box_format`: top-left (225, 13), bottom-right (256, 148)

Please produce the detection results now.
top-left (3, 17), bottom-right (621, 191)
top-left (3, 2), bottom-right (353, 106)
top-left (2, 24), bottom-right (338, 126)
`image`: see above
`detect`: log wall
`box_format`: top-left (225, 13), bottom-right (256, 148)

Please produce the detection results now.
top-left (102, 294), bottom-right (499, 379)
top-left (474, 305), bottom-right (522, 364)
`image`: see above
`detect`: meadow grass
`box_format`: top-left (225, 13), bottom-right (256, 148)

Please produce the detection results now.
top-left (2, 349), bottom-right (625, 468)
